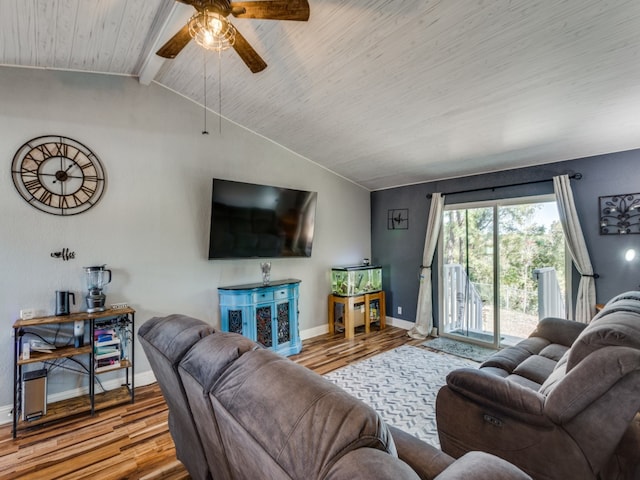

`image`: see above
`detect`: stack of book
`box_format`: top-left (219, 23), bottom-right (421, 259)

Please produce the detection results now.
top-left (94, 328), bottom-right (121, 373)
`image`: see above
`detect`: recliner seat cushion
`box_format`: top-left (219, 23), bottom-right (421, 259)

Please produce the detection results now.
top-left (481, 337), bottom-right (549, 373)
top-left (512, 354), bottom-right (558, 385)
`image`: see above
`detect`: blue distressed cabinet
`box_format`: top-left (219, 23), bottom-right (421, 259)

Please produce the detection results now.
top-left (218, 279), bottom-right (302, 356)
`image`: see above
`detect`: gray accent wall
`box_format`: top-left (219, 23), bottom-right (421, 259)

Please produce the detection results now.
top-left (372, 150), bottom-right (640, 326)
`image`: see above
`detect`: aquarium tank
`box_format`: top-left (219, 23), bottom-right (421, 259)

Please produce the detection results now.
top-left (331, 265), bottom-right (382, 296)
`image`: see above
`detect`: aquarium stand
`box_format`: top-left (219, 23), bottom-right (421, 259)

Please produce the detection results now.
top-left (328, 291), bottom-right (386, 339)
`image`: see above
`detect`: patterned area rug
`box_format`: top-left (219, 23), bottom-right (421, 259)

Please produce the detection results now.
top-left (422, 337), bottom-right (497, 363)
top-left (324, 346), bottom-right (477, 447)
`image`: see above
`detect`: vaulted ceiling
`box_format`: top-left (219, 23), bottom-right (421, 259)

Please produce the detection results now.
top-left (2, 0), bottom-right (640, 190)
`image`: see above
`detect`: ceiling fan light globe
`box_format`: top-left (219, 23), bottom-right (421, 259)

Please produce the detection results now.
top-left (209, 17), bottom-right (223, 35)
top-left (188, 10), bottom-right (236, 52)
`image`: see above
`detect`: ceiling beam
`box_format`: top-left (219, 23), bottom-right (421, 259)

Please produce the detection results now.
top-left (137, 2), bottom-right (194, 86)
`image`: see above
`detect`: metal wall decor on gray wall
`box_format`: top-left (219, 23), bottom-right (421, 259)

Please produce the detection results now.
top-left (599, 193), bottom-right (640, 235)
top-left (388, 209), bottom-right (409, 230)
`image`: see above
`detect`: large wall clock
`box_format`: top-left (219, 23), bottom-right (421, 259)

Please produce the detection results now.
top-left (11, 135), bottom-right (106, 216)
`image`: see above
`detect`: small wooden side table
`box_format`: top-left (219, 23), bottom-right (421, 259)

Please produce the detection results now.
top-left (328, 291), bottom-right (386, 339)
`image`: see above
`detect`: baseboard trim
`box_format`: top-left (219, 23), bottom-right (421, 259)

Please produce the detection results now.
top-left (300, 324), bottom-right (328, 340)
top-left (1, 320), bottom-right (416, 426)
top-left (299, 317), bottom-right (414, 340)
top-left (385, 316), bottom-right (414, 330)
top-left (0, 369), bottom-right (157, 426)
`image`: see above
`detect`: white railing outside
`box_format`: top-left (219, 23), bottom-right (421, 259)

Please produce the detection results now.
top-left (532, 267), bottom-right (566, 320)
top-left (442, 264), bottom-right (484, 335)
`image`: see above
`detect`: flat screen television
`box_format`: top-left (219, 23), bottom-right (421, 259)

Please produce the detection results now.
top-left (208, 179), bottom-right (318, 259)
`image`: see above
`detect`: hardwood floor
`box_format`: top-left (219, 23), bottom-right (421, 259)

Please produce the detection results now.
top-left (0, 326), bottom-right (421, 479)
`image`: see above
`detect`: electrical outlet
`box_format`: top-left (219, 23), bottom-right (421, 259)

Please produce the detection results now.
top-left (20, 308), bottom-right (35, 320)
top-left (397, 306), bottom-right (402, 315)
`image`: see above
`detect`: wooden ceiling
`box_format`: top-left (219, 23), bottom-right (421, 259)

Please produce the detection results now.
top-left (2, 0), bottom-right (640, 190)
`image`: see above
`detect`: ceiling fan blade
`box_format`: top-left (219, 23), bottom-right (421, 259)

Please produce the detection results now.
top-left (230, 1), bottom-right (310, 21)
top-left (156, 24), bottom-right (193, 59)
top-left (232, 28), bottom-right (267, 73)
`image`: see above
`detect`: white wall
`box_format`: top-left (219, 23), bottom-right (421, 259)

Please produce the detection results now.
top-left (0, 66), bottom-right (371, 407)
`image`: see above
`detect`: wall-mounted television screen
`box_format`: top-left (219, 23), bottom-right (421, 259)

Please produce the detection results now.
top-left (208, 179), bottom-right (318, 259)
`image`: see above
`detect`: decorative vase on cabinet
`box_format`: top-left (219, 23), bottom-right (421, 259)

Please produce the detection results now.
top-left (218, 279), bottom-right (301, 356)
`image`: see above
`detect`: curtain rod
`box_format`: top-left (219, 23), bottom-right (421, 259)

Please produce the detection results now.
top-left (426, 173), bottom-right (582, 199)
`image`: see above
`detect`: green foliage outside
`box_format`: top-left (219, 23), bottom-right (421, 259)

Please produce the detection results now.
top-left (443, 203), bottom-right (565, 316)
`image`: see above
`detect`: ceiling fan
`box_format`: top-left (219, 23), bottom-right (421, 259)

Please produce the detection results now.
top-left (156, 0), bottom-right (310, 73)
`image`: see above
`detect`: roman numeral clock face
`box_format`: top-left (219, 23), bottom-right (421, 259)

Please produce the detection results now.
top-left (11, 136), bottom-right (106, 216)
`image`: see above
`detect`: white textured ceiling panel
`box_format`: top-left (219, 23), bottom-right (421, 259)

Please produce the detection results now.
top-left (2, 0), bottom-right (640, 190)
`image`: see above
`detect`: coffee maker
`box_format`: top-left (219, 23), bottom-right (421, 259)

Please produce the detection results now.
top-left (84, 265), bottom-right (112, 313)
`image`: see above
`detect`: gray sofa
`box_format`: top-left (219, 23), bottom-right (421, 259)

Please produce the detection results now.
top-left (436, 291), bottom-right (640, 480)
top-left (139, 314), bottom-right (531, 480)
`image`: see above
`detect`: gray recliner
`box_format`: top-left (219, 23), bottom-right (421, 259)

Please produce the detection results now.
top-left (139, 314), bottom-right (532, 480)
top-left (138, 314), bottom-right (215, 480)
top-left (436, 291), bottom-right (640, 480)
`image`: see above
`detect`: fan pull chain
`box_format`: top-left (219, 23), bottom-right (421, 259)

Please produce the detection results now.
top-left (202, 50), bottom-right (209, 135)
top-left (218, 49), bottom-right (222, 135)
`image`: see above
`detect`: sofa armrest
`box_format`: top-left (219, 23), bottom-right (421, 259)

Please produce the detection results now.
top-left (434, 452), bottom-right (532, 480)
top-left (388, 425), bottom-right (453, 480)
top-left (530, 317), bottom-right (586, 346)
top-left (446, 368), bottom-right (551, 426)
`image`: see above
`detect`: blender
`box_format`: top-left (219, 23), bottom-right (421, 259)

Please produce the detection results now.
top-left (84, 265), bottom-right (112, 313)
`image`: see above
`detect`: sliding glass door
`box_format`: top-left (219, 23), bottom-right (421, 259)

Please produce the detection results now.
top-left (439, 195), bottom-right (568, 347)
top-left (440, 206), bottom-right (496, 343)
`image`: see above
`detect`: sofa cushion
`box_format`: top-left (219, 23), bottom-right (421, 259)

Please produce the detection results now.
top-left (529, 317), bottom-right (587, 347)
top-left (538, 351), bottom-right (569, 395)
top-left (506, 374), bottom-right (543, 391)
top-left (512, 354), bottom-right (558, 385)
top-left (481, 337), bottom-right (549, 373)
top-left (538, 343), bottom-right (570, 362)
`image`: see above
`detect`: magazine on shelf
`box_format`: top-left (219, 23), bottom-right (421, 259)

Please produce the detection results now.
top-left (95, 361), bottom-right (121, 373)
top-left (96, 356), bottom-right (121, 371)
top-left (95, 337), bottom-right (120, 348)
top-left (95, 349), bottom-right (120, 360)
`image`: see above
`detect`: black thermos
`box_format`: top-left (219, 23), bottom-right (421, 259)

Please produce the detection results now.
top-left (55, 291), bottom-right (75, 316)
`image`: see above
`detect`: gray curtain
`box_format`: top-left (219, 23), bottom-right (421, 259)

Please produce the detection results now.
top-left (409, 193), bottom-right (445, 339)
top-left (553, 175), bottom-right (596, 323)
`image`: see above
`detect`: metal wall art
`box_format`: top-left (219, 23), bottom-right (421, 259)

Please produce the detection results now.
top-left (599, 193), bottom-right (640, 235)
top-left (388, 209), bottom-right (409, 230)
